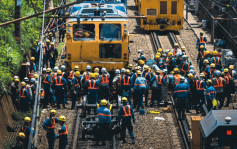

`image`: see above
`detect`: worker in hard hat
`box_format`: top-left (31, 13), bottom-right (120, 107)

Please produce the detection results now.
top-left (42, 109), bottom-right (59, 149)
top-left (57, 116), bottom-right (68, 149)
top-left (58, 17), bottom-right (66, 43)
top-left (172, 43), bottom-right (181, 56)
top-left (229, 65), bottom-right (237, 80)
top-left (195, 73), bottom-right (207, 114)
top-left (44, 39), bottom-right (51, 67)
top-left (134, 49), bottom-right (146, 63)
top-left (68, 65), bottom-right (79, 96)
top-left (206, 79), bottom-right (216, 111)
top-left (166, 52), bottom-right (177, 73)
top-left (197, 45), bottom-right (205, 72)
top-left (127, 64), bottom-right (134, 77)
top-left (42, 68), bottom-right (53, 107)
top-left (180, 46), bottom-right (187, 55)
top-left (13, 133), bottom-right (25, 149)
top-left (180, 55), bottom-right (191, 76)
top-left (121, 69), bottom-right (133, 104)
top-left (96, 99), bottom-right (111, 146)
top-left (186, 73), bottom-right (195, 112)
top-left (18, 82), bottom-right (31, 112)
top-left (20, 117), bottom-right (35, 147)
top-left (142, 65), bottom-right (151, 106)
top-left (196, 31), bottom-right (207, 49)
top-left (210, 63), bottom-right (216, 78)
top-left (150, 70), bottom-right (166, 107)
top-left (28, 57), bottom-right (37, 78)
top-left (11, 78), bottom-right (20, 109)
top-left (212, 70), bottom-right (226, 109)
top-left (81, 65), bottom-right (92, 87)
top-left (52, 70), bottom-right (67, 109)
top-left (210, 51), bottom-right (222, 70)
top-left (202, 59), bottom-right (211, 79)
top-left (49, 42), bottom-right (58, 69)
top-left (133, 70), bottom-right (147, 111)
top-left (172, 68), bottom-right (181, 88)
top-left (99, 68), bottom-right (110, 100)
top-left (161, 69), bottom-right (169, 106)
top-left (72, 71), bottom-right (82, 109)
top-left (223, 68), bottom-right (235, 107)
top-left (155, 55), bottom-right (165, 70)
top-left (85, 73), bottom-right (100, 114)
top-left (114, 68), bottom-right (125, 97)
top-left (118, 97), bottom-right (135, 144)
top-left (173, 77), bottom-right (189, 120)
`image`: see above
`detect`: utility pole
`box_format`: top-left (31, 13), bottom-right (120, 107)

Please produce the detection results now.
top-left (15, 0), bottom-right (21, 44)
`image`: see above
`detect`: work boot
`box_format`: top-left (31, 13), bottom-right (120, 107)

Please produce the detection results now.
top-left (132, 138), bottom-right (135, 145)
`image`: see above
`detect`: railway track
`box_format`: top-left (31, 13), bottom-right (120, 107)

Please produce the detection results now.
top-left (150, 31), bottom-right (191, 149)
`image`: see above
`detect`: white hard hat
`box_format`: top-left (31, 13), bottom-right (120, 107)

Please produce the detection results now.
top-left (115, 69), bottom-right (120, 74)
top-left (26, 62), bottom-right (30, 66)
top-left (163, 69), bottom-right (168, 74)
top-left (42, 68), bottom-right (47, 72)
top-left (86, 65), bottom-right (91, 70)
top-left (54, 66), bottom-right (59, 72)
top-left (14, 76), bottom-right (19, 80)
top-left (60, 65), bottom-right (66, 70)
top-left (137, 49), bottom-right (143, 54)
top-left (101, 67), bottom-right (106, 73)
top-left (24, 77), bottom-right (29, 82)
top-left (121, 68), bottom-right (126, 73)
top-left (190, 66), bottom-right (194, 70)
top-left (30, 78), bottom-right (36, 83)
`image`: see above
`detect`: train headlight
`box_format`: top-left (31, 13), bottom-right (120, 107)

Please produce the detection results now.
top-left (123, 29), bottom-right (128, 34)
top-left (67, 29), bottom-right (71, 33)
top-left (123, 23), bottom-right (127, 28)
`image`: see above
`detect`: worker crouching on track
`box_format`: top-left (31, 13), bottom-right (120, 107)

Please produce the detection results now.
top-left (20, 117), bottom-right (35, 148)
top-left (206, 79), bottom-right (216, 111)
top-left (99, 68), bottom-right (110, 100)
top-left (42, 109), bottom-right (59, 149)
top-left (118, 97), bottom-right (135, 144)
top-left (121, 69), bottom-right (132, 105)
top-left (96, 99), bottom-right (111, 146)
top-left (174, 77), bottom-right (189, 120)
top-left (56, 116), bottom-right (68, 149)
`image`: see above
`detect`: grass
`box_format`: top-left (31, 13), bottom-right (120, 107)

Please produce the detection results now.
top-left (57, 42), bottom-right (64, 54)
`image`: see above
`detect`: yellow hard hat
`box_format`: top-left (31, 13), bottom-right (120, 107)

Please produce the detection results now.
top-left (95, 72), bottom-right (99, 77)
top-left (200, 45), bottom-right (205, 49)
top-left (21, 81), bottom-right (26, 86)
top-left (65, 12), bottom-right (69, 15)
top-left (59, 116), bottom-right (66, 122)
top-left (206, 79), bottom-right (212, 84)
top-left (138, 60), bottom-right (145, 65)
top-left (200, 31), bottom-right (204, 34)
top-left (49, 32), bottom-right (52, 35)
top-left (46, 68), bottom-right (51, 72)
top-left (50, 109), bottom-right (56, 114)
top-left (125, 69), bottom-right (130, 74)
top-left (34, 74), bottom-right (39, 78)
top-left (174, 43), bottom-right (179, 47)
top-left (128, 64), bottom-right (133, 68)
top-left (156, 52), bottom-right (161, 56)
top-left (181, 46), bottom-right (185, 50)
top-left (90, 73), bottom-right (95, 78)
top-left (74, 65), bottom-right (79, 70)
top-left (55, 15), bottom-right (58, 17)
top-left (158, 48), bottom-right (163, 52)
top-left (155, 55), bottom-right (160, 60)
top-left (75, 71), bottom-right (80, 77)
top-left (210, 63), bottom-right (216, 68)
top-left (188, 73), bottom-right (193, 78)
top-left (18, 132), bottom-right (25, 138)
top-left (200, 73), bottom-right (205, 77)
top-left (224, 68), bottom-right (229, 73)
top-left (203, 59), bottom-right (209, 64)
top-left (213, 51), bottom-right (218, 56)
top-left (30, 57), bottom-right (35, 61)
top-left (50, 42), bottom-right (54, 46)
top-left (174, 68), bottom-right (179, 72)
top-left (135, 66), bottom-right (139, 70)
top-left (101, 99), bottom-right (108, 106)
top-left (46, 39), bottom-right (50, 43)
top-left (122, 97), bottom-right (128, 102)
top-left (57, 70), bottom-right (62, 75)
top-left (137, 70), bottom-right (142, 75)
top-left (24, 117), bottom-right (31, 122)
top-left (229, 65), bottom-right (234, 69)
top-left (204, 51), bottom-right (210, 55)
top-left (94, 67), bottom-right (99, 73)
top-left (144, 65), bottom-right (149, 70)
top-left (170, 71), bottom-right (174, 74)
top-left (156, 70), bottom-right (161, 73)
top-left (14, 78), bottom-right (20, 82)
top-left (167, 52), bottom-right (173, 57)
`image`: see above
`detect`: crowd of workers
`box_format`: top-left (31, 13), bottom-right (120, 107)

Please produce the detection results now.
top-left (10, 17), bottom-right (237, 148)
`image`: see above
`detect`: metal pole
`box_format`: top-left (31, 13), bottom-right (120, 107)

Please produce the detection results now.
top-left (195, 0), bottom-right (199, 15)
top-left (15, 0), bottom-right (21, 44)
top-left (211, 18), bottom-right (215, 44)
top-left (186, 4), bottom-right (188, 20)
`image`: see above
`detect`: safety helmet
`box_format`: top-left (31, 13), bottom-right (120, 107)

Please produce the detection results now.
top-left (156, 52), bottom-right (161, 56)
top-left (189, 66), bottom-right (194, 70)
top-left (54, 15), bottom-right (58, 17)
top-left (14, 78), bottom-right (20, 82)
top-left (101, 99), bottom-right (108, 106)
top-left (181, 46), bottom-right (185, 50)
top-left (13, 76), bottom-right (19, 80)
top-left (65, 12), bottom-right (69, 15)
top-left (210, 63), bottom-right (216, 68)
top-left (137, 70), bottom-right (142, 75)
top-left (75, 71), bottom-right (80, 77)
top-left (155, 55), bottom-right (160, 60)
top-left (144, 65), bottom-right (149, 70)
top-left (213, 51), bottom-right (218, 56)
top-left (165, 50), bottom-right (170, 54)
top-left (121, 68), bottom-right (126, 73)
top-left (86, 65), bottom-right (91, 70)
top-left (182, 55), bottom-right (188, 59)
top-left (158, 48), bottom-right (163, 52)
top-left (167, 52), bottom-right (173, 57)
top-left (188, 73), bottom-right (193, 78)
top-left (180, 77), bottom-right (185, 82)
top-left (24, 117), bottom-right (31, 122)
top-left (162, 53), bottom-right (167, 57)
top-left (95, 72), bottom-right (99, 78)
top-left (43, 68), bottom-right (47, 72)
top-left (128, 64), bottom-right (133, 69)
top-left (94, 67), bottom-right (99, 73)
top-left (46, 68), bottom-right (51, 73)
top-left (60, 65), bottom-right (66, 71)
top-left (189, 70), bottom-right (194, 74)
top-left (229, 65), bottom-right (234, 69)
top-left (34, 74), bottom-right (38, 78)
top-left (115, 69), bottom-right (120, 74)
top-left (59, 116), bottom-right (66, 122)
top-left (170, 71), bottom-right (174, 74)
top-left (90, 73), bottom-right (95, 78)
top-left (57, 70), bottom-right (62, 75)
top-left (200, 45), bottom-right (205, 49)
top-left (204, 51), bottom-right (210, 55)
top-left (203, 59), bottom-right (209, 64)
top-left (163, 69), bottom-right (167, 74)
top-left (224, 68), bottom-right (229, 73)
top-left (26, 62), bottom-right (30, 66)
top-left (54, 66), bottom-right (59, 72)
top-left (122, 97), bottom-right (128, 102)
top-left (206, 79), bottom-right (212, 84)
top-left (137, 49), bottom-right (143, 54)
top-left (49, 32), bottom-right (52, 35)
top-left (174, 43), bottom-right (179, 47)
top-left (138, 60), bottom-right (145, 65)
top-left (125, 69), bottom-right (130, 75)
top-left (30, 57), bottom-right (35, 61)
top-left (174, 68), bottom-right (179, 72)
top-left (74, 65), bottom-right (79, 71)
top-left (23, 77), bottom-right (29, 82)
top-left (46, 39), bottom-right (50, 43)
top-left (216, 70), bottom-right (221, 76)
top-left (50, 42), bottom-right (54, 46)
top-left (18, 132), bottom-right (25, 138)
top-left (200, 31), bottom-right (204, 34)
top-left (200, 73), bottom-right (205, 78)
top-left (50, 109), bottom-right (56, 114)
top-left (101, 68), bottom-right (106, 73)
top-left (137, 66), bottom-right (141, 70)
top-left (156, 70), bottom-right (161, 74)
top-left (30, 78), bottom-right (36, 83)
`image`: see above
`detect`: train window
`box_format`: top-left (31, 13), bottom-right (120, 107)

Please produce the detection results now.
top-left (147, 9), bottom-right (157, 16)
top-left (73, 24), bottom-right (95, 41)
top-left (99, 24), bottom-right (121, 41)
top-left (171, 1), bottom-right (177, 14)
top-left (160, 1), bottom-right (167, 14)
top-left (99, 44), bottom-right (121, 58)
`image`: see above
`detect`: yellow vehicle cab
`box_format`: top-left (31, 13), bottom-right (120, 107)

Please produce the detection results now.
top-left (138, 0), bottom-right (184, 31)
top-left (66, 2), bottom-right (129, 71)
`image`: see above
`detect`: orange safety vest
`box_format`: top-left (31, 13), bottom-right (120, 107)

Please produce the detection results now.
top-left (101, 75), bottom-right (109, 84)
top-left (199, 36), bottom-right (205, 44)
top-left (203, 66), bottom-right (209, 75)
top-left (88, 80), bottom-right (98, 89)
top-left (123, 76), bottom-right (130, 86)
top-left (68, 71), bottom-right (74, 80)
top-left (172, 49), bottom-right (176, 55)
top-left (181, 62), bottom-right (190, 72)
top-left (85, 73), bottom-right (91, 82)
top-left (55, 77), bottom-right (64, 86)
top-left (167, 59), bottom-right (172, 66)
top-left (224, 75), bottom-right (230, 85)
top-left (156, 75), bottom-right (163, 85)
top-left (59, 125), bottom-right (68, 136)
top-left (50, 74), bottom-right (56, 84)
top-left (122, 105), bottom-right (131, 117)
top-left (20, 89), bottom-right (26, 98)
top-left (174, 75), bottom-right (180, 86)
top-left (117, 75), bottom-right (122, 86)
top-left (196, 80), bottom-right (204, 90)
top-left (213, 57), bottom-right (220, 65)
top-left (43, 75), bottom-right (50, 84)
top-left (214, 78), bottom-right (223, 88)
top-left (47, 119), bottom-right (55, 129)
